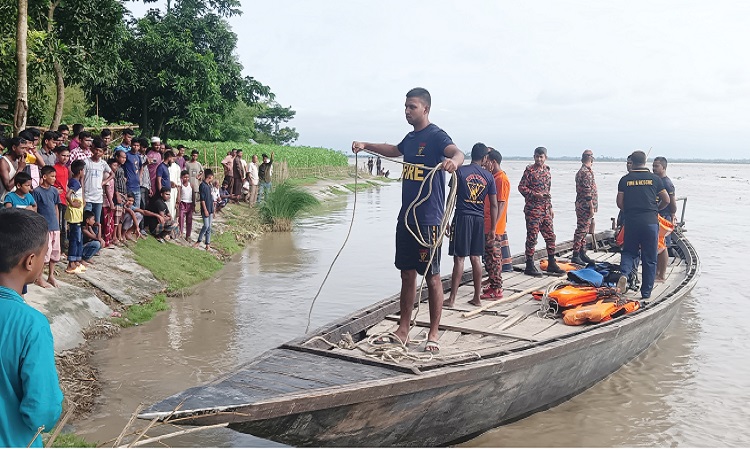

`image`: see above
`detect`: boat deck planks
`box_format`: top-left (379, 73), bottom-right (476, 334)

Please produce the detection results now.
top-left (147, 348), bottom-right (409, 416)
top-left (319, 246), bottom-right (688, 368)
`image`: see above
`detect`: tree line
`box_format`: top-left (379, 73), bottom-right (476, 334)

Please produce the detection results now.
top-left (1, 0), bottom-right (298, 144)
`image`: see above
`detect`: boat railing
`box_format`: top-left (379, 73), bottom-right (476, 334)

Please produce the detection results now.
top-left (675, 196), bottom-right (688, 230)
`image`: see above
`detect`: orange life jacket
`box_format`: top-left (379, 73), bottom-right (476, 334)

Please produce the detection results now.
top-left (563, 300), bottom-right (640, 325)
top-left (657, 215), bottom-right (675, 254)
top-left (547, 285), bottom-right (599, 308)
top-left (616, 216), bottom-right (674, 253)
top-left (539, 259), bottom-right (582, 272)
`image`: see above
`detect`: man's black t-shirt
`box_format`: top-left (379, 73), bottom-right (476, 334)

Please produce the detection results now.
top-left (617, 168), bottom-right (665, 225)
top-left (146, 197), bottom-right (169, 231)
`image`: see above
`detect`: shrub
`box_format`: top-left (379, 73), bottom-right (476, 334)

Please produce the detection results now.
top-left (259, 181), bottom-right (319, 231)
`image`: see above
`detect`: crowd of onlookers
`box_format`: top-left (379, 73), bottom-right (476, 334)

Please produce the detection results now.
top-left (0, 124), bottom-right (276, 289)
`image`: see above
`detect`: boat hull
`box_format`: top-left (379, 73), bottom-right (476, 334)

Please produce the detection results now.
top-left (228, 291), bottom-right (685, 447)
top-left (143, 232), bottom-right (699, 447)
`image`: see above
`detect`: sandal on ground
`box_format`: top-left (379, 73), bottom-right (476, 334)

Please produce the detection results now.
top-left (424, 340), bottom-right (440, 354)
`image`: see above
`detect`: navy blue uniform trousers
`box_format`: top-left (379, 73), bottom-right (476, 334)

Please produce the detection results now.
top-left (620, 221), bottom-right (658, 298)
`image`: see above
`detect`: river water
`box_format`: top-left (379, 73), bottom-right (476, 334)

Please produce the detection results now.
top-left (75, 161), bottom-right (750, 447)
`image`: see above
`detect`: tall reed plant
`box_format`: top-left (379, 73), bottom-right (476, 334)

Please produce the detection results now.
top-left (259, 181), bottom-right (319, 231)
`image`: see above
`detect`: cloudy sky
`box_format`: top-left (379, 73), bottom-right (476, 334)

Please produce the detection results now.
top-left (130, 0), bottom-right (750, 159)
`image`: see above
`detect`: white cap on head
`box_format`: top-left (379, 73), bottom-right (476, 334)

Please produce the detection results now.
top-left (151, 136), bottom-right (161, 144)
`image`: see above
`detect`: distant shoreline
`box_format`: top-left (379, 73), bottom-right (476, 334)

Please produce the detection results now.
top-left (345, 155), bottom-right (750, 164)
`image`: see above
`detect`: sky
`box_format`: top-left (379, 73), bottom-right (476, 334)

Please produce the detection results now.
top-left (128, 0), bottom-right (750, 159)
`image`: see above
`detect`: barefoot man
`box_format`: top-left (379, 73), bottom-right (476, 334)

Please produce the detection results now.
top-left (445, 143), bottom-right (497, 308)
top-left (352, 87), bottom-right (464, 354)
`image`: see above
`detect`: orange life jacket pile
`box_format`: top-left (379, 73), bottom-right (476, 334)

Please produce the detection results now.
top-left (533, 284), bottom-right (641, 326)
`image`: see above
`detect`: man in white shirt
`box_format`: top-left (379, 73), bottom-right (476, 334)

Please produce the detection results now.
top-left (84, 139), bottom-right (114, 240)
top-left (247, 154), bottom-right (259, 204)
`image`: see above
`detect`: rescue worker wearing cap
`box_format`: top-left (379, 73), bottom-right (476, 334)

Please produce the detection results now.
top-left (571, 149), bottom-right (598, 266)
top-left (518, 146), bottom-right (564, 276)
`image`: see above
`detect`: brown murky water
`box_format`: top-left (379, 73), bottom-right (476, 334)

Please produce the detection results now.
top-left (74, 161), bottom-right (750, 447)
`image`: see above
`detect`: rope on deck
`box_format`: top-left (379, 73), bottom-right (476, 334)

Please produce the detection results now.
top-left (305, 332), bottom-right (482, 366)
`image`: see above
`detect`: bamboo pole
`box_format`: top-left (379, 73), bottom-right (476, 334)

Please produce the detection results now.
top-left (126, 417), bottom-right (159, 448)
top-left (124, 423), bottom-right (230, 448)
top-left (213, 145), bottom-right (217, 171)
top-left (113, 404), bottom-right (144, 447)
top-left (462, 277), bottom-right (561, 318)
top-left (26, 426), bottom-right (44, 448)
top-left (44, 405), bottom-right (76, 448)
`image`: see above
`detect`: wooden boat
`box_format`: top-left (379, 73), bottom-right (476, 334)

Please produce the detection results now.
top-left (142, 228), bottom-right (700, 447)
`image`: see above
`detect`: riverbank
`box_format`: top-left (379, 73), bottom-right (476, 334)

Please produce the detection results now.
top-left (34, 170), bottom-right (391, 446)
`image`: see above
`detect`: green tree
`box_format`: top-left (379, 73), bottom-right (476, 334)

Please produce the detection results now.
top-left (0, 0), bottom-right (126, 129)
top-left (94, 0), bottom-right (272, 140)
top-left (254, 101), bottom-right (298, 145)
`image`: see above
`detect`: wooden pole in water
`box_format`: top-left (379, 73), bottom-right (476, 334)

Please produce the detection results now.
top-left (462, 277), bottom-right (560, 318)
top-left (124, 423), bottom-right (230, 448)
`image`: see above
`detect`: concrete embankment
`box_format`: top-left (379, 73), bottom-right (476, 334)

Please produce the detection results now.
top-left (26, 247), bottom-right (165, 353)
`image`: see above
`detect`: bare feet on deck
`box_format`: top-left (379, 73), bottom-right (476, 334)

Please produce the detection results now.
top-left (468, 297), bottom-right (481, 307)
top-left (442, 300), bottom-right (455, 308)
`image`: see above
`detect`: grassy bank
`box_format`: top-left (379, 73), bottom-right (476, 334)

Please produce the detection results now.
top-left (131, 238), bottom-right (224, 293)
top-left (46, 432), bottom-right (97, 448)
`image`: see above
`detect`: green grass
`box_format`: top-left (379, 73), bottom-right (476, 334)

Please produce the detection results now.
top-left (46, 432), bottom-right (96, 448)
top-left (259, 181), bottom-right (319, 231)
top-left (171, 141), bottom-right (348, 168)
top-left (112, 294), bottom-right (169, 327)
top-left (343, 183), bottom-right (370, 192)
top-left (130, 238), bottom-right (224, 292)
top-left (286, 176), bottom-right (320, 186)
top-left (212, 231), bottom-right (241, 255)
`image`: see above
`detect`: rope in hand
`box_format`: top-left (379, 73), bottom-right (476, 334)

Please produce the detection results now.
top-left (304, 149), bottom-right (460, 363)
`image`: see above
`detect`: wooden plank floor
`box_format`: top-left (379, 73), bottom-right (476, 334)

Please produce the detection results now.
top-left (324, 246), bottom-right (687, 367)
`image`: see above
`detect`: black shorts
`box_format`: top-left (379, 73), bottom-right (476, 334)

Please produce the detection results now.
top-left (395, 221), bottom-right (441, 276)
top-left (448, 215), bottom-right (484, 257)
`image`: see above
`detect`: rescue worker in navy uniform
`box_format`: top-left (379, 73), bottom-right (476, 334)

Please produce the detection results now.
top-left (616, 150), bottom-right (670, 299)
top-left (518, 146), bottom-right (564, 276)
top-left (352, 87), bottom-right (464, 354)
top-left (571, 149), bottom-right (598, 266)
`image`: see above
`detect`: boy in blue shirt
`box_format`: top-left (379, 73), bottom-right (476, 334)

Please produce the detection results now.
top-left (0, 208), bottom-right (64, 447)
top-left (3, 172), bottom-right (37, 211)
top-left (31, 166), bottom-right (61, 288)
top-left (194, 169), bottom-right (215, 251)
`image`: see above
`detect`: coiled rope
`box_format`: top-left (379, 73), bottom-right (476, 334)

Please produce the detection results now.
top-left (304, 149), bottom-right (460, 362)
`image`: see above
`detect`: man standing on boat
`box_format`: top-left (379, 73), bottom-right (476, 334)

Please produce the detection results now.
top-left (352, 87), bottom-right (464, 353)
top-left (616, 150), bottom-right (670, 299)
top-left (518, 147), bottom-right (564, 276)
top-left (445, 143), bottom-right (498, 308)
top-left (652, 156), bottom-right (677, 281)
top-left (571, 149), bottom-right (598, 266)
top-left (481, 148), bottom-right (511, 300)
